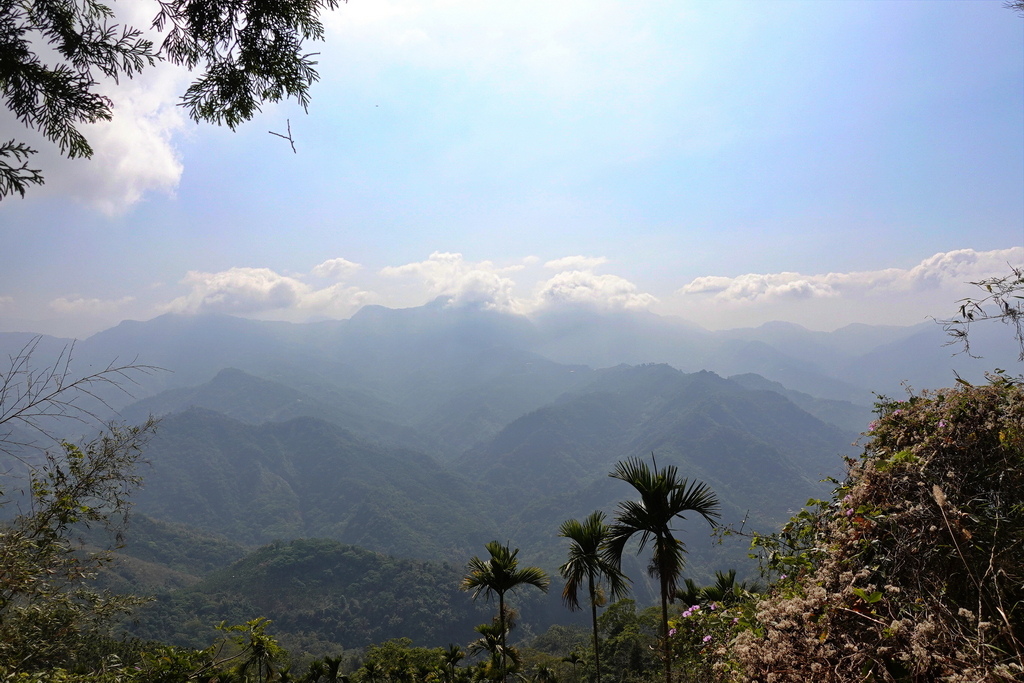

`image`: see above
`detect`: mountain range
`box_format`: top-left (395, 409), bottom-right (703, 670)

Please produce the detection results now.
top-left (3, 301), bottom-right (1018, 651)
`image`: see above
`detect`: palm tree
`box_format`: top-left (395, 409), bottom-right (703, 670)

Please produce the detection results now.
top-left (561, 652), bottom-right (583, 683)
top-left (302, 659), bottom-right (326, 683)
top-left (532, 664), bottom-right (558, 683)
top-left (558, 511), bottom-right (630, 683)
top-left (323, 656), bottom-right (346, 683)
top-left (469, 621), bottom-right (520, 681)
top-left (676, 569), bottom-right (762, 608)
top-left (442, 644), bottom-right (465, 683)
top-left (362, 661), bottom-right (384, 683)
top-left (235, 618), bottom-right (285, 683)
top-left (675, 577), bottom-right (705, 609)
top-left (604, 456), bottom-right (720, 683)
top-left (461, 541), bottom-right (550, 683)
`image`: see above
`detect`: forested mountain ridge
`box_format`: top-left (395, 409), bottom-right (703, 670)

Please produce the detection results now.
top-left (118, 360), bottom-right (858, 600)
top-left (726, 372), bottom-right (873, 433)
top-left (126, 538), bottom-right (563, 657)
top-left (99, 356), bottom-right (866, 671)
top-left (442, 364), bottom-right (856, 575)
top-left (89, 515), bottom-right (249, 594)
top-left (459, 365), bottom-right (850, 520)
top-left (132, 408), bottom-right (501, 559)
top-left (3, 302), bottom-right (1012, 433)
top-left (118, 367), bottom-right (432, 454)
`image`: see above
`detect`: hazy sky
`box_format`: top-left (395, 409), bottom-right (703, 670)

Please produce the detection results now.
top-left (2, 0), bottom-right (1022, 338)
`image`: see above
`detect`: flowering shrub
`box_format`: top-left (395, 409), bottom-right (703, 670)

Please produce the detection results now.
top-left (667, 589), bottom-right (763, 683)
top-left (727, 377), bottom-right (1024, 682)
top-left (668, 602), bottom-right (730, 682)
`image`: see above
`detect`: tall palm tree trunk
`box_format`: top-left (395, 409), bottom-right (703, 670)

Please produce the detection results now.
top-left (499, 591), bottom-right (507, 683)
top-left (661, 563), bottom-right (672, 683)
top-left (605, 458), bottom-right (719, 683)
top-left (589, 576), bottom-right (601, 683)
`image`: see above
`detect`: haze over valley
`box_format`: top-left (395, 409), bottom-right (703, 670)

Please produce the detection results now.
top-left (2, 299), bottom-right (1019, 653)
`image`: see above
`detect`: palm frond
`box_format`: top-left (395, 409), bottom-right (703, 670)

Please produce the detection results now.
top-left (512, 565), bottom-right (551, 592)
top-left (667, 478), bottom-right (722, 525)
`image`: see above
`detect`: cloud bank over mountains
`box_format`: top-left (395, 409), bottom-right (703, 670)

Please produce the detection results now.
top-left (4, 248), bottom-right (1020, 338)
top-left (679, 248), bottom-right (1022, 303)
top-left (669, 247), bottom-right (1024, 331)
top-left (165, 266), bottom-right (377, 318)
top-left (166, 252), bottom-right (664, 319)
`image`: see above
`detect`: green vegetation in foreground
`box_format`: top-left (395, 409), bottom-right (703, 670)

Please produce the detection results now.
top-left (666, 377), bottom-right (1024, 681)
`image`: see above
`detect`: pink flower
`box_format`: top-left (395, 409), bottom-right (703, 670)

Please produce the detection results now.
top-left (703, 635), bottom-right (712, 643)
top-left (669, 628), bottom-right (677, 637)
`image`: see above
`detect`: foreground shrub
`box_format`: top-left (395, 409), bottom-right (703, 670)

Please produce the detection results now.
top-left (732, 377), bottom-right (1024, 682)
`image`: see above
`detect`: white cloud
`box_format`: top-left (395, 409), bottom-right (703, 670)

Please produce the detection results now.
top-left (905, 248), bottom-right (1021, 288)
top-left (535, 270), bottom-right (657, 312)
top-left (680, 272), bottom-right (838, 301)
top-left (679, 248), bottom-right (1024, 303)
top-left (32, 248), bottom-right (1020, 340)
top-left (164, 266), bottom-right (374, 318)
top-left (380, 252), bottom-right (521, 312)
top-left (544, 255), bottom-right (609, 271)
top-left (0, 0), bottom-right (198, 214)
top-left (302, 282), bottom-right (378, 314)
top-left (0, 58), bottom-right (190, 215)
top-left (167, 268), bottom-right (306, 314)
top-left (378, 252), bottom-right (657, 314)
top-left (49, 296), bottom-right (136, 315)
top-left (73, 76), bottom-right (188, 215)
top-left (664, 247), bottom-right (1024, 331)
top-left (312, 257), bottom-right (363, 280)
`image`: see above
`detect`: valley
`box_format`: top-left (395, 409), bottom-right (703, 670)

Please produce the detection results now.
top-left (1, 301), bottom-right (1018, 675)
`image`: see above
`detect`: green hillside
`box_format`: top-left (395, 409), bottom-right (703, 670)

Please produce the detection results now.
top-left (461, 365), bottom-right (855, 529)
top-left (133, 409), bottom-right (501, 559)
top-left (127, 538), bottom-right (570, 656)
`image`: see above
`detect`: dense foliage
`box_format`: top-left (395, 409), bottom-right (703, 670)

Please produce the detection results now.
top-left (718, 377), bottom-right (1024, 681)
top-left (132, 408), bottom-right (500, 559)
top-left (0, 422), bottom-right (154, 674)
top-left (129, 539), bottom-right (497, 655)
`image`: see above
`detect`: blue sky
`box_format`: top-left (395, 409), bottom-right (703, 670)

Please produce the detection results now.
top-left (1, 0), bottom-right (1022, 338)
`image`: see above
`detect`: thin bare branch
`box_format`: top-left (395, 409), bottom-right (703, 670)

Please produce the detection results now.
top-left (0, 337), bottom-right (163, 456)
top-left (269, 119), bottom-right (297, 153)
top-left (938, 265), bottom-right (1024, 361)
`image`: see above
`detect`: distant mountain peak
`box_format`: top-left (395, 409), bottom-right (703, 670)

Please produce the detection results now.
top-left (755, 320), bottom-right (812, 332)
